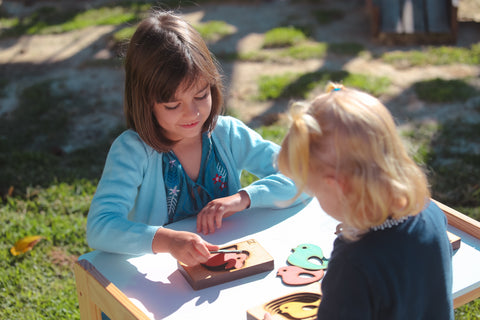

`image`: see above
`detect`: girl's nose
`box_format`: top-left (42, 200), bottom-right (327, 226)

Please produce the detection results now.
top-left (187, 101), bottom-right (200, 117)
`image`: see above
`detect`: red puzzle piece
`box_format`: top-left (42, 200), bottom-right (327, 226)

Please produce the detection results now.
top-left (203, 252), bottom-right (249, 271)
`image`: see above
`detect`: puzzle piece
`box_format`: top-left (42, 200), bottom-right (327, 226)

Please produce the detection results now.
top-left (277, 265), bottom-right (324, 286)
top-left (203, 252), bottom-right (249, 271)
top-left (287, 244), bottom-right (328, 270)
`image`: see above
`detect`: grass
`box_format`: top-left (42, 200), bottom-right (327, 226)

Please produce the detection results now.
top-left (257, 70), bottom-right (391, 100)
top-left (414, 78), bottom-right (478, 103)
top-left (263, 26), bottom-right (307, 48)
top-left (428, 118), bottom-right (480, 207)
top-left (381, 43), bottom-right (480, 68)
top-left (193, 20), bottom-right (236, 43)
top-left (1, 182), bottom-right (94, 319)
top-left (0, 3), bottom-right (152, 38)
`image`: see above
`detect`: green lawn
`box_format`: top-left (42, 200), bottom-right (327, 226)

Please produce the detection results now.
top-left (1, 1), bottom-right (479, 319)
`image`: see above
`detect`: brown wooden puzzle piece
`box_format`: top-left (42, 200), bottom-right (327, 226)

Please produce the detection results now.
top-left (178, 239), bottom-right (274, 290)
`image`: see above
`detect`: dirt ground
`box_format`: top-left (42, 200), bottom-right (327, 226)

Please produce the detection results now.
top-left (1, 0), bottom-right (480, 152)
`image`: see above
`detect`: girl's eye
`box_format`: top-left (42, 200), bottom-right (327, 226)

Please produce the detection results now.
top-left (164, 103), bottom-right (180, 110)
top-left (195, 91), bottom-right (209, 100)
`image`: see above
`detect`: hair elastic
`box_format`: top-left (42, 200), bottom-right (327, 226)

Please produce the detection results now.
top-left (325, 82), bottom-right (344, 93)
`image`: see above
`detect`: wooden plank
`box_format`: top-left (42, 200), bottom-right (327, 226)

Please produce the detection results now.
top-left (74, 259), bottom-right (149, 320)
top-left (432, 199), bottom-right (480, 307)
top-left (433, 199), bottom-right (480, 239)
top-left (454, 287), bottom-right (480, 309)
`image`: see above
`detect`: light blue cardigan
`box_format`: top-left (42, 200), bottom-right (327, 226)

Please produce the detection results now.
top-left (87, 116), bottom-right (307, 255)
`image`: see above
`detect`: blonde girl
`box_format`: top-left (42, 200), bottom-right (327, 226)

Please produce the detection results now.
top-left (277, 83), bottom-right (453, 319)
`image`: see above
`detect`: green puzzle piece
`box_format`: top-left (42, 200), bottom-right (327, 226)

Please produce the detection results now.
top-left (287, 243), bottom-right (329, 270)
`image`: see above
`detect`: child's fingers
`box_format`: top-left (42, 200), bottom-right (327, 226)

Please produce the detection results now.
top-left (205, 242), bottom-right (220, 252)
top-left (192, 239), bottom-right (210, 260)
top-left (197, 205), bottom-right (223, 235)
top-left (215, 213), bottom-right (223, 230)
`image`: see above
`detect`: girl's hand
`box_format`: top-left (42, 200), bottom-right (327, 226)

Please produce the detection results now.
top-left (153, 229), bottom-right (219, 266)
top-left (196, 190), bottom-right (251, 235)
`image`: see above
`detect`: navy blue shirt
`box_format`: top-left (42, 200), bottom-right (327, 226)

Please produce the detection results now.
top-left (318, 200), bottom-right (453, 319)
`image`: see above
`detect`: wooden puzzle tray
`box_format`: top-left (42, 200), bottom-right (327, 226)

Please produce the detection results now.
top-left (178, 239), bottom-right (274, 290)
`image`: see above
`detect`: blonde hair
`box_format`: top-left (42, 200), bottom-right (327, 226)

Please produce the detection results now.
top-left (278, 83), bottom-right (430, 240)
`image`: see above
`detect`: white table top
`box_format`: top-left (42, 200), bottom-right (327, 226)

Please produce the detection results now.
top-left (79, 198), bottom-right (480, 319)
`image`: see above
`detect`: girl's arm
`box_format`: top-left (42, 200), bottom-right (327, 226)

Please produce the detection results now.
top-left (196, 117), bottom-right (311, 234)
top-left (219, 116), bottom-right (311, 208)
top-left (86, 131), bottom-right (159, 255)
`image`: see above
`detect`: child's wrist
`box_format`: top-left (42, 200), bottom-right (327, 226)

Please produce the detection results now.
top-left (152, 227), bottom-right (174, 254)
top-left (239, 190), bottom-right (251, 209)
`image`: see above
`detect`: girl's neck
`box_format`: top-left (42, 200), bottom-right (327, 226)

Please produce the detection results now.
top-left (172, 134), bottom-right (202, 153)
top-left (171, 134), bottom-right (203, 182)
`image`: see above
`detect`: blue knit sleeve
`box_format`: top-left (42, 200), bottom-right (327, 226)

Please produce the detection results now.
top-left (213, 116), bottom-right (311, 209)
top-left (86, 130), bottom-right (159, 255)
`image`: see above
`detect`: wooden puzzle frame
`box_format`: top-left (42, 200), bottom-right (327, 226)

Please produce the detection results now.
top-left (178, 239), bottom-right (274, 290)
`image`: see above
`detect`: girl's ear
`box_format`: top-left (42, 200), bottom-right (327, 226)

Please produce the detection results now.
top-left (325, 175), bottom-right (348, 194)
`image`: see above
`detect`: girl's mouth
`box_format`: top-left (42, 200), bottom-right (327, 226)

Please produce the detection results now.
top-left (180, 121), bottom-right (200, 129)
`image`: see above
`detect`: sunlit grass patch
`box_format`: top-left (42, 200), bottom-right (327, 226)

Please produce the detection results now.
top-left (414, 78), bottom-right (478, 103)
top-left (112, 25), bottom-right (137, 43)
top-left (263, 26), bottom-right (307, 48)
top-left (227, 40), bottom-right (364, 62)
top-left (257, 70), bottom-right (390, 100)
top-left (281, 42), bottom-right (328, 59)
top-left (0, 3), bottom-right (150, 37)
top-left (194, 20), bottom-right (236, 43)
top-left (381, 43), bottom-right (480, 68)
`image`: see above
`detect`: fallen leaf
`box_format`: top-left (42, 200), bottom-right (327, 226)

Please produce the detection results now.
top-left (10, 235), bottom-right (44, 256)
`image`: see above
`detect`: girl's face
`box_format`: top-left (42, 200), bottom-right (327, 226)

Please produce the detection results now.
top-left (153, 80), bottom-right (212, 145)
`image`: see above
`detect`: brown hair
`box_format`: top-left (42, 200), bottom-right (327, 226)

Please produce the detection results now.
top-left (278, 83), bottom-right (430, 240)
top-left (124, 10), bottom-right (224, 152)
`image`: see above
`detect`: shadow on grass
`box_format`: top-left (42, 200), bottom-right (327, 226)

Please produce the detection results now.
top-left (427, 117), bottom-right (480, 208)
top-left (0, 78), bottom-right (125, 198)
